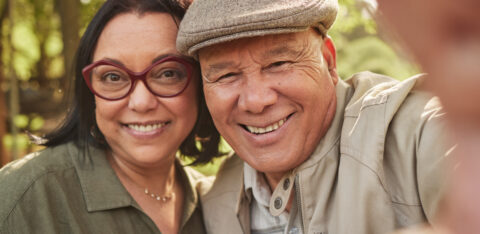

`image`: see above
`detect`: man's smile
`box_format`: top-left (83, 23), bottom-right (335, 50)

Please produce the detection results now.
top-left (240, 114), bottom-right (293, 135)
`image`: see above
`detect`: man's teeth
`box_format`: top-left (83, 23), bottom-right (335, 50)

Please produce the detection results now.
top-left (128, 123), bottom-right (164, 132)
top-left (246, 118), bottom-right (286, 134)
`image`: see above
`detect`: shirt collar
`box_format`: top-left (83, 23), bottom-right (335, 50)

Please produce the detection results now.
top-left (244, 162), bottom-right (271, 207)
top-left (68, 143), bottom-right (134, 212)
top-left (69, 143), bottom-right (199, 220)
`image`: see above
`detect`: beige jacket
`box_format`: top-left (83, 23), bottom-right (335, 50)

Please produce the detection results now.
top-left (201, 72), bottom-right (452, 234)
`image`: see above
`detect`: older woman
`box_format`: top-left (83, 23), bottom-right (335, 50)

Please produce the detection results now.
top-left (0, 0), bottom-right (221, 233)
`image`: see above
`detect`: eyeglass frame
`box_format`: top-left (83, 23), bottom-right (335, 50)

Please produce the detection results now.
top-left (82, 55), bottom-right (195, 101)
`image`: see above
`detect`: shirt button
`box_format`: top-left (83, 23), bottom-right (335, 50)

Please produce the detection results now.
top-left (283, 178), bottom-right (290, 190)
top-left (274, 197), bottom-right (282, 209)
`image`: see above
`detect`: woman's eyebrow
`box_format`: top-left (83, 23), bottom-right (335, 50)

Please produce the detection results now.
top-left (151, 53), bottom-right (186, 64)
top-left (97, 57), bottom-right (125, 66)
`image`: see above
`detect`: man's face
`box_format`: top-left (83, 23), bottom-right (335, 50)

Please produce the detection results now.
top-left (199, 29), bottom-right (339, 174)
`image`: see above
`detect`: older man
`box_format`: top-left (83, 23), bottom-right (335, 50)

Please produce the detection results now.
top-left (177, 0), bottom-right (452, 233)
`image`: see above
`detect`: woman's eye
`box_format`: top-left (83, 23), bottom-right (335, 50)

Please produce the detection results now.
top-left (150, 69), bottom-right (187, 85)
top-left (163, 70), bottom-right (178, 78)
top-left (102, 73), bottom-right (122, 82)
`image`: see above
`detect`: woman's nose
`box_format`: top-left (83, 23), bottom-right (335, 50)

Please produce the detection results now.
top-left (127, 81), bottom-right (159, 112)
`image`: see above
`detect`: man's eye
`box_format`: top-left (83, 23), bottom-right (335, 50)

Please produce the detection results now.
top-left (216, 72), bottom-right (238, 81)
top-left (270, 61), bottom-right (289, 67)
top-left (265, 61), bottom-right (291, 71)
top-left (221, 72), bottom-right (237, 79)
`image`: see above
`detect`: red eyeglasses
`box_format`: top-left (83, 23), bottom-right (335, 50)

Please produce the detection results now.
top-left (82, 56), bottom-right (194, 101)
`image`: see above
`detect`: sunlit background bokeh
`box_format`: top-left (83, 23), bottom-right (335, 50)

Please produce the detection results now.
top-left (0, 0), bottom-right (418, 174)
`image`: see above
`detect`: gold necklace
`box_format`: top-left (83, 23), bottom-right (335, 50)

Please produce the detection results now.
top-left (144, 181), bottom-right (175, 202)
top-left (109, 154), bottom-right (176, 203)
top-left (144, 171), bottom-right (176, 202)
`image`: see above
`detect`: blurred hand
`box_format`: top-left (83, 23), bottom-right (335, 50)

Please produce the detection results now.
top-left (377, 0), bottom-right (480, 121)
top-left (377, 1), bottom-right (480, 234)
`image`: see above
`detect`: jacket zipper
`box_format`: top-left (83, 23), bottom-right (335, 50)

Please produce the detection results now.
top-left (295, 174), bottom-right (305, 234)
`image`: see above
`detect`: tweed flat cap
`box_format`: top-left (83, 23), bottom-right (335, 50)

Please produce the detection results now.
top-left (177, 0), bottom-right (338, 57)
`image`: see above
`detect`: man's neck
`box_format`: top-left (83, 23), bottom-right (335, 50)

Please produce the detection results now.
top-left (263, 171), bottom-right (286, 191)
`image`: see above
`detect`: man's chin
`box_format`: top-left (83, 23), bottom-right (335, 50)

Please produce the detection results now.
top-left (242, 155), bottom-right (297, 174)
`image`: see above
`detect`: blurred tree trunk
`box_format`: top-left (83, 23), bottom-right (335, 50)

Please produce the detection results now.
top-left (54, 0), bottom-right (80, 95)
top-left (0, 0), bottom-right (9, 166)
top-left (7, 0), bottom-right (19, 161)
top-left (0, 62), bottom-right (7, 166)
top-left (32, 0), bottom-right (51, 90)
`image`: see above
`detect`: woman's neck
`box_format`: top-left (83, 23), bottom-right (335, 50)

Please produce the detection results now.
top-left (107, 152), bottom-right (177, 195)
top-left (107, 151), bottom-right (184, 234)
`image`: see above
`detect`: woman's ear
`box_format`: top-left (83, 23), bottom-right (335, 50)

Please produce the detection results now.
top-left (321, 36), bottom-right (339, 85)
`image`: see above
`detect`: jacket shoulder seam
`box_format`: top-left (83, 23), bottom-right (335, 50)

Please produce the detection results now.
top-left (340, 152), bottom-right (389, 195)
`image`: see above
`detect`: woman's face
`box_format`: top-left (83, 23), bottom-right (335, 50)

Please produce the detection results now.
top-left (92, 12), bottom-right (198, 168)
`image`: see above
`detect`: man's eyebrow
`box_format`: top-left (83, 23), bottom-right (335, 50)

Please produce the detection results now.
top-left (204, 61), bottom-right (237, 77)
top-left (263, 45), bottom-right (301, 59)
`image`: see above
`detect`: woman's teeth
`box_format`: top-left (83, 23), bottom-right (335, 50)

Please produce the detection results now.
top-left (246, 118), bottom-right (286, 134)
top-left (127, 123), bottom-right (165, 132)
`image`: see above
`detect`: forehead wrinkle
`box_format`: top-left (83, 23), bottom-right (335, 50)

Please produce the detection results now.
top-left (291, 31), bottom-right (323, 64)
top-left (262, 45), bottom-right (303, 60)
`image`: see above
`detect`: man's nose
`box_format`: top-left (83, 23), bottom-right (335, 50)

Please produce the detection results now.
top-left (237, 72), bottom-right (278, 114)
top-left (128, 80), bottom-right (159, 112)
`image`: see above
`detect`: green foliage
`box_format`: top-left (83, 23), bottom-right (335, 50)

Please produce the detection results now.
top-left (3, 133), bottom-right (29, 149)
top-left (181, 138), bottom-right (231, 176)
top-left (337, 36), bottom-right (418, 79)
top-left (13, 114), bottom-right (29, 129)
top-left (12, 23), bottom-right (39, 80)
top-left (29, 115), bottom-right (45, 131)
top-left (45, 32), bottom-right (63, 57)
top-left (185, 156), bottom-right (227, 176)
top-left (335, 0), bottom-right (377, 35)
top-left (330, 0), bottom-right (419, 80)
top-left (2, 114), bottom-right (45, 154)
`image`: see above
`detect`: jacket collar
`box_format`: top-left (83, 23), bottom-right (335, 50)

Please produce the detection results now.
top-left (178, 165), bottom-right (201, 229)
top-left (297, 79), bottom-right (353, 170)
top-left (235, 166), bottom-right (252, 234)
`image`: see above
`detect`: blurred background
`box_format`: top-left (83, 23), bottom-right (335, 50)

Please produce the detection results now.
top-left (0, 0), bottom-right (419, 173)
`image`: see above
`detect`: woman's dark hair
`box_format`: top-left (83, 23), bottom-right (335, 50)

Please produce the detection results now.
top-left (43, 0), bottom-right (223, 165)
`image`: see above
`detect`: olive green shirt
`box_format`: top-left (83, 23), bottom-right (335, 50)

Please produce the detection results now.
top-left (0, 142), bottom-right (207, 234)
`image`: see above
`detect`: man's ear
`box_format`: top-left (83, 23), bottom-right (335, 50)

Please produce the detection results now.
top-left (322, 36), bottom-right (339, 85)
